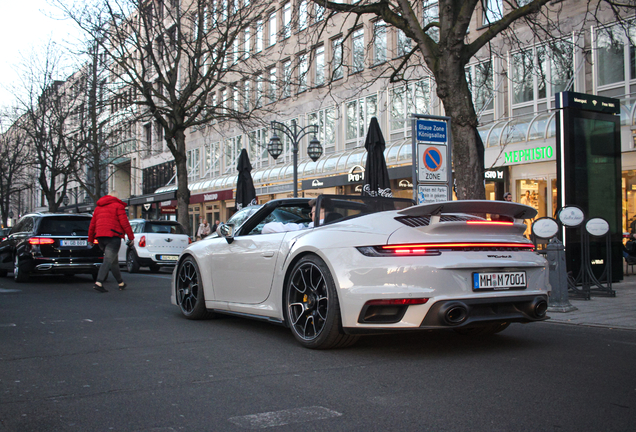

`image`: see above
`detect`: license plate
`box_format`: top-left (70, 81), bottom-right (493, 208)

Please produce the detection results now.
top-left (61, 240), bottom-right (87, 247)
top-left (473, 271), bottom-right (526, 290)
top-left (159, 255), bottom-right (179, 261)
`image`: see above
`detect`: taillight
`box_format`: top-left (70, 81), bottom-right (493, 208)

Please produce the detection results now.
top-left (28, 237), bottom-right (55, 245)
top-left (139, 236), bottom-right (146, 247)
top-left (93, 239), bottom-right (99, 244)
top-left (364, 298), bottom-right (429, 306)
top-left (466, 221), bottom-right (514, 226)
top-left (188, 237), bottom-right (192, 244)
top-left (357, 242), bottom-right (535, 257)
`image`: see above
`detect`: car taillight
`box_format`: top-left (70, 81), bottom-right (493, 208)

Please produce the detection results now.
top-left (139, 236), bottom-right (146, 247)
top-left (188, 237), bottom-right (192, 244)
top-left (357, 242), bottom-right (535, 256)
top-left (466, 221), bottom-right (514, 226)
top-left (364, 298), bottom-right (429, 306)
top-left (94, 239), bottom-right (99, 244)
top-left (28, 237), bottom-right (55, 245)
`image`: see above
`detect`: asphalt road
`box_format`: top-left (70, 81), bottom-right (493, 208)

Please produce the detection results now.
top-left (1, 270), bottom-right (635, 432)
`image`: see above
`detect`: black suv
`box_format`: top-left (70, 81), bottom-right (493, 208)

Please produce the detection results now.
top-left (0, 213), bottom-right (103, 282)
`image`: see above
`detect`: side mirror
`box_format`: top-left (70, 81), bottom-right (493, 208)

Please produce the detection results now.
top-left (218, 223), bottom-right (235, 244)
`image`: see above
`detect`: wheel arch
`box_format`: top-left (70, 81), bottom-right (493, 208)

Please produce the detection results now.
top-left (174, 252), bottom-right (214, 304)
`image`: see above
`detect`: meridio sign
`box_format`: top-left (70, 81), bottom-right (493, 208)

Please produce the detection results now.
top-left (504, 146), bottom-right (554, 164)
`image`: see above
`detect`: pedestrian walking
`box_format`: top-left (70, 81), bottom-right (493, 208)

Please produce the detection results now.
top-left (211, 219), bottom-right (220, 234)
top-left (88, 191), bottom-right (134, 293)
top-left (197, 218), bottom-right (211, 240)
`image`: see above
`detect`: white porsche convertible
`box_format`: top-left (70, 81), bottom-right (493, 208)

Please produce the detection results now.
top-left (171, 195), bottom-right (550, 349)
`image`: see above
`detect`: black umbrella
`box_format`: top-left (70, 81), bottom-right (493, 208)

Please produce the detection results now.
top-left (362, 117), bottom-right (393, 197)
top-left (236, 149), bottom-right (257, 210)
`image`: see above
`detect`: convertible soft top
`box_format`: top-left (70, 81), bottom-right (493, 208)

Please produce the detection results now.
top-left (397, 200), bottom-right (537, 222)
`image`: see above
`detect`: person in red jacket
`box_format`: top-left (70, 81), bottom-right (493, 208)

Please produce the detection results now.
top-left (88, 191), bottom-right (134, 293)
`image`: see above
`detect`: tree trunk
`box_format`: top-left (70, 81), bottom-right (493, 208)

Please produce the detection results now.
top-left (174, 129), bottom-right (191, 235)
top-left (434, 53), bottom-right (485, 200)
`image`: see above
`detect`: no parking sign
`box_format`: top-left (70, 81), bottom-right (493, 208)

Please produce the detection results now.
top-left (418, 143), bottom-right (448, 182)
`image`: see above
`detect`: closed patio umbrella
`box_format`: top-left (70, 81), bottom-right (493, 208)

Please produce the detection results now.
top-left (362, 117), bottom-right (393, 197)
top-left (236, 149), bottom-right (257, 209)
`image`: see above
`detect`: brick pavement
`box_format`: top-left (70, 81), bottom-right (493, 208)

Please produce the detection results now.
top-left (547, 274), bottom-right (636, 330)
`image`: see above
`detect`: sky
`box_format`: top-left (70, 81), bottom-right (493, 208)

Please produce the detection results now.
top-left (0, 0), bottom-right (83, 110)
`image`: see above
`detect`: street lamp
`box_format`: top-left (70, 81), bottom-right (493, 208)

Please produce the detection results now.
top-left (268, 120), bottom-right (323, 197)
top-left (62, 190), bottom-right (83, 213)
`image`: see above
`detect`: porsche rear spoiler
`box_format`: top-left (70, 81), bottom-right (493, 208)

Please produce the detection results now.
top-left (397, 200), bottom-right (537, 224)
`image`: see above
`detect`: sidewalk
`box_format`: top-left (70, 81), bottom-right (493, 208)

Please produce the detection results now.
top-left (546, 274), bottom-right (636, 330)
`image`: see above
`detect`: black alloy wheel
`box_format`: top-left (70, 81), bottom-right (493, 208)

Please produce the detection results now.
top-left (285, 255), bottom-right (358, 349)
top-left (126, 249), bottom-right (140, 273)
top-left (176, 256), bottom-right (214, 320)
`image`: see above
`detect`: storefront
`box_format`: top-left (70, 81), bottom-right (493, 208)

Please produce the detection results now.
top-left (127, 191), bottom-right (178, 220)
top-left (188, 189), bottom-right (234, 238)
top-left (301, 165), bottom-right (413, 198)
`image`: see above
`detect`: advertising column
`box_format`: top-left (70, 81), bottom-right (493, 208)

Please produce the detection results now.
top-left (411, 115), bottom-right (453, 204)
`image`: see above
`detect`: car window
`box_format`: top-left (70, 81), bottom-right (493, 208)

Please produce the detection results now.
top-left (132, 223), bottom-right (144, 234)
top-left (227, 206), bottom-right (261, 231)
top-left (39, 217), bottom-right (91, 235)
top-left (145, 222), bottom-right (185, 234)
top-left (247, 205), bottom-right (311, 235)
top-left (19, 217), bottom-right (34, 233)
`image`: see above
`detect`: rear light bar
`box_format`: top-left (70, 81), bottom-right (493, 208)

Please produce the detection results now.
top-left (466, 221), bottom-right (514, 226)
top-left (357, 242), bottom-right (534, 257)
top-left (364, 298), bottom-right (429, 306)
top-left (28, 237), bottom-right (55, 245)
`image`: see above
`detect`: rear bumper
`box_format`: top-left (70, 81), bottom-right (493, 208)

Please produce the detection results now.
top-left (137, 256), bottom-right (178, 267)
top-left (33, 262), bottom-right (102, 273)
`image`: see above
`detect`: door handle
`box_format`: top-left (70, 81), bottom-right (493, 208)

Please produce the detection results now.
top-left (261, 251), bottom-right (275, 257)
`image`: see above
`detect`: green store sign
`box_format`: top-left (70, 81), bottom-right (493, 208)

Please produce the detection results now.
top-left (504, 146), bottom-right (554, 164)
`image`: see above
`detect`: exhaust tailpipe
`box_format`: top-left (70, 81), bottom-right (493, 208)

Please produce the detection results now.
top-left (532, 298), bottom-right (548, 318)
top-left (440, 303), bottom-right (468, 325)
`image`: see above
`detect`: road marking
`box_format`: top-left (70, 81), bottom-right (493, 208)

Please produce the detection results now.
top-left (228, 406), bottom-right (342, 429)
top-left (0, 288), bottom-right (21, 293)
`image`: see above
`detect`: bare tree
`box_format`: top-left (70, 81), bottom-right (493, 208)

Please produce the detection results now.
top-left (0, 112), bottom-right (32, 227)
top-left (14, 41), bottom-right (76, 212)
top-left (61, 0), bottom-right (273, 233)
top-left (313, 0), bottom-right (634, 199)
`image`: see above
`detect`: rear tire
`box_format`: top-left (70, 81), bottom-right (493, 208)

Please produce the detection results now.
top-left (127, 250), bottom-right (140, 273)
top-left (13, 256), bottom-right (29, 283)
top-left (454, 322), bottom-right (510, 336)
top-left (176, 256), bottom-right (215, 320)
top-left (285, 255), bottom-right (359, 349)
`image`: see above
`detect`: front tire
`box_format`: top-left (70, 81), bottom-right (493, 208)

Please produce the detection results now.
top-left (285, 255), bottom-right (358, 349)
top-left (13, 255), bottom-right (29, 283)
top-left (176, 256), bottom-right (215, 320)
top-left (126, 250), bottom-right (140, 273)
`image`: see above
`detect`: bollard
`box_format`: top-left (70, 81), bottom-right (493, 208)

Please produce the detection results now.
top-left (546, 237), bottom-right (578, 312)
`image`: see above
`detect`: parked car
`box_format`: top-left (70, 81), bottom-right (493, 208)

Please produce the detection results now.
top-left (171, 195), bottom-right (550, 349)
top-left (0, 227), bottom-right (11, 242)
top-left (0, 213), bottom-right (103, 282)
top-left (119, 219), bottom-right (190, 273)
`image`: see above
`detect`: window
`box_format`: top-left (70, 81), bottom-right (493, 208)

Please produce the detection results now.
top-left (268, 11), bottom-right (277, 46)
top-left (352, 28), bottom-right (364, 73)
top-left (315, 45), bottom-right (325, 86)
top-left (307, 107), bottom-right (337, 155)
top-left (256, 74), bottom-right (263, 107)
top-left (282, 59), bottom-right (292, 98)
top-left (248, 127), bottom-right (270, 169)
top-left (397, 29), bottom-right (412, 57)
top-left (224, 136), bottom-right (243, 173)
top-left (233, 38), bottom-right (239, 64)
top-left (187, 147), bottom-right (201, 180)
top-left (482, 0), bottom-right (503, 25)
top-left (298, 53), bottom-right (308, 92)
top-left (466, 60), bottom-right (494, 114)
top-left (332, 37), bottom-right (343, 80)
top-left (373, 21), bottom-right (387, 65)
top-left (314, 2), bottom-right (325, 23)
top-left (256, 20), bottom-right (263, 52)
top-left (243, 80), bottom-right (251, 111)
top-left (510, 40), bottom-right (573, 110)
top-left (268, 66), bottom-right (277, 103)
top-left (283, 3), bottom-right (292, 39)
top-left (144, 123), bottom-right (152, 156)
top-left (422, 1), bottom-right (439, 42)
top-left (299, 0), bottom-right (309, 31)
top-left (345, 94), bottom-right (378, 149)
top-left (204, 141), bottom-right (221, 178)
top-left (594, 20), bottom-right (636, 88)
top-left (390, 79), bottom-right (431, 135)
top-left (244, 27), bottom-right (251, 58)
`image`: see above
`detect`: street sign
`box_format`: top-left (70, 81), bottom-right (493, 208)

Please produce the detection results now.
top-left (418, 185), bottom-right (449, 204)
top-left (418, 144), bottom-right (448, 183)
top-left (416, 119), bottom-right (447, 143)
